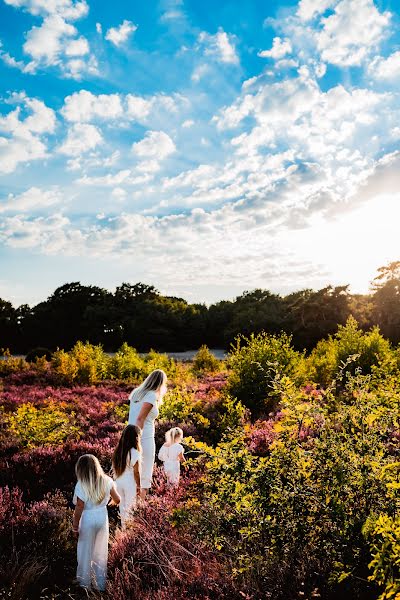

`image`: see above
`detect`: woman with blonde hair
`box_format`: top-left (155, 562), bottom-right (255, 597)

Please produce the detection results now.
top-left (72, 454), bottom-right (120, 591)
top-left (128, 369), bottom-right (168, 497)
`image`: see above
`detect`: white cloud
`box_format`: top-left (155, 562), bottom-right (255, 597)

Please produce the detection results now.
top-left (369, 51), bottom-right (400, 80)
top-left (0, 187), bottom-right (62, 213)
top-left (76, 169), bottom-right (131, 186)
top-left (198, 28), bottom-right (239, 65)
top-left (59, 123), bottom-right (103, 156)
top-left (61, 90), bottom-right (188, 126)
top-left (61, 90), bottom-right (123, 121)
top-left (258, 37), bottom-right (292, 59)
top-left (132, 130), bottom-right (176, 159)
top-left (297, 0), bottom-right (335, 21)
top-left (182, 119), bottom-right (194, 128)
top-left (316, 0), bottom-right (391, 66)
top-left (0, 94), bottom-right (56, 174)
top-left (3, 0), bottom-right (89, 20)
top-left (96, 22), bottom-right (102, 34)
top-left (65, 36), bottom-right (89, 56)
top-left (23, 14), bottom-right (76, 65)
top-left (105, 20), bottom-right (137, 47)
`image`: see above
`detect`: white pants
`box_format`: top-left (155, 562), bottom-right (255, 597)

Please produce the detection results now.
top-left (115, 474), bottom-right (137, 528)
top-left (164, 460), bottom-right (180, 486)
top-left (141, 435), bottom-right (155, 489)
top-left (77, 507), bottom-right (108, 591)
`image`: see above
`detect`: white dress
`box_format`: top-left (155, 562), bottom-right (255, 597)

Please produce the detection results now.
top-left (114, 448), bottom-right (140, 528)
top-left (128, 389), bottom-right (159, 489)
top-left (158, 442), bottom-right (184, 485)
top-left (73, 476), bottom-right (114, 591)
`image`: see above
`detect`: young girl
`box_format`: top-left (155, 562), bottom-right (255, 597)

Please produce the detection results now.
top-left (112, 424), bottom-right (141, 528)
top-left (158, 427), bottom-right (185, 486)
top-left (72, 454), bottom-right (120, 591)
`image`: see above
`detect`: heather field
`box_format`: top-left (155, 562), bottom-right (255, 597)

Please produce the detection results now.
top-left (1, 323), bottom-right (399, 600)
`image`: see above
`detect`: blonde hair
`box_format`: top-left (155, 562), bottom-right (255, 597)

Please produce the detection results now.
top-left (165, 427), bottom-right (183, 446)
top-left (75, 454), bottom-right (109, 505)
top-left (130, 369), bottom-right (167, 404)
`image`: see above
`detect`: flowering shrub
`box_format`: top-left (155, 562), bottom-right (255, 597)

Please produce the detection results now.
top-left (6, 401), bottom-right (81, 448)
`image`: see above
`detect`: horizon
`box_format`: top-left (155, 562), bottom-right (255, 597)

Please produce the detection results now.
top-left (1, 0), bottom-right (399, 307)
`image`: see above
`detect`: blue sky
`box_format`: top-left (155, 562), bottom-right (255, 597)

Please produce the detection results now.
top-left (0, 0), bottom-right (399, 307)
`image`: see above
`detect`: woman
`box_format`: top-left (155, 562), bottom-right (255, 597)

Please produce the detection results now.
top-left (128, 369), bottom-right (167, 498)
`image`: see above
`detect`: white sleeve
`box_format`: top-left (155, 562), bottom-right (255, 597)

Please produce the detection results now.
top-left (128, 449), bottom-right (140, 467)
top-left (174, 444), bottom-right (184, 458)
top-left (158, 445), bottom-right (167, 461)
top-left (144, 390), bottom-right (157, 406)
top-left (73, 481), bottom-right (86, 504)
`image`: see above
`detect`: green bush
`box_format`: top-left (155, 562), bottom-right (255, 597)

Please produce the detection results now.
top-left (7, 402), bottom-right (81, 447)
top-left (307, 316), bottom-right (396, 387)
top-left (227, 331), bottom-right (303, 416)
top-left (192, 345), bottom-right (221, 375)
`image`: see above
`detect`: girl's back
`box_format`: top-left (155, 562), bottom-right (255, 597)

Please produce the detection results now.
top-left (159, 442), bottom-right (184, 462)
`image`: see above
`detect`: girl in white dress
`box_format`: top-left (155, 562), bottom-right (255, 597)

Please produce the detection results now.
top-left (72, 454), bottom-right (120, 591)
top-left (112, 424), bottom-right (141, 528)
top-left (158, 427), bottom-right (185, 486)
top-left (128, 369), bottom-right (168, 498)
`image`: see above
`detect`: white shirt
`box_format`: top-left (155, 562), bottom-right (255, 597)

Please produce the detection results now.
top-left (158, 442), bottom-right (184, 464)
top-left (73, 476), bottom-right (113, 510)
top-left (128, 389), bottom-right (159, 439)
top-left (115, 448), bottom-right (140, 480)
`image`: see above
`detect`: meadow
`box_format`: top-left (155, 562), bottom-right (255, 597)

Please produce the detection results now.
top-left (0, 319), bottom-right (399, 600)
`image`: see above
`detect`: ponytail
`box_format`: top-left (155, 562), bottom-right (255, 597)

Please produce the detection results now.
top-left (165, 427), bottom-right (183, 446)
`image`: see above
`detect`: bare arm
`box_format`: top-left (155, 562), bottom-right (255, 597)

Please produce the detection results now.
top-left (178, 452), bottom-right (186, 463)
top-left (135, 402), bottom-right (153, 431)
top-left (73, 497), bottom-right (84, 534)
top-left (109, 484), bottom-right (121, 506)
top-left (133, 461), bottom-right (141, 495)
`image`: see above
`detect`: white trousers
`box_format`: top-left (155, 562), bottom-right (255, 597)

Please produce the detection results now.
top-left (163, 460), bottom-right (181, 486)
top-left (77, 507), bottom-right (108, 591)
top-left (141, 435), bottom-right (155, 489)
top-left (115, 474), bottom-right (137, 528)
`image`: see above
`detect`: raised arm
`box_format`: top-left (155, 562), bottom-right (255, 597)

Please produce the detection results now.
top-left (135, 402), bottom-right (153, 431)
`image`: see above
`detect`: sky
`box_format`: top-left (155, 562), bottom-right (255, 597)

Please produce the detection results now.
top-left (0, 0), bottom-right (400, 307)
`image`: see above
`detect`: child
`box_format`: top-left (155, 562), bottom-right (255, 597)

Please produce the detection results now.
top-left (112, 424), bottom-right (141, 528)
top-left (158, 427), bottom-right (185, 486)
top-left (72, 454), bottom-right (120, 591)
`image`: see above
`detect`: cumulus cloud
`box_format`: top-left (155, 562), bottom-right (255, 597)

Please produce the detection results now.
top-left (61, 90), bottom-right (188, 125)
top-left (369, 51), bottom-right (400, 80)
top-left (258, 37), bottom-right (292, 59)
top-left (315, 0), bottom-right (391, 66)
top-left (0, 93), bottom-right (56, 174)
top-left (132, 130), bottom-right (176, 159)
top-left (0, 187), bottom-right (62, 213)
top-left (3, 0), bottom-right (94, 79)
top-left (58, 123), bottom-right (103, 156)
top-left (198, 28), bottom-right (239, 64)
top-left (105, 20), bottom-right (137, 47)
top-left (3, 0), bottom-right (89, 20)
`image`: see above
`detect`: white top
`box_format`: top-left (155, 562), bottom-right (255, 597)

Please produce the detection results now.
top-left (128, 389), bottom-right (159, 439)
top-left (115, 448), bottom-right (140, 480)
top-left (158, 442), bottom-right (184, 463)
top-left (73, 476), bottom-right (113, 510)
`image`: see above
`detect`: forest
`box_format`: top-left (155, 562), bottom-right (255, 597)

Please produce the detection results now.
top-left (1, 262), bottom-right (400, 355)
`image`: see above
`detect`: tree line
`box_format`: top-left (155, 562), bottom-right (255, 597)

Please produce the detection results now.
top-left (1, 262), bottom-right (400, 354)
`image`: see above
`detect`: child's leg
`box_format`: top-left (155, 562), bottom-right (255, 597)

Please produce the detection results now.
top-left (91, 516), bottom-right (109, 592)
top-left (76, 513), bottom-right (95, 589)
top-left (140, 436), bottom-right (155, 495)
top-left (117, 479), bottom-right (127, 528)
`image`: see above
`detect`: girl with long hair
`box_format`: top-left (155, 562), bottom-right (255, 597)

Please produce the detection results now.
top-left (112, 424), bottom-right (141, 527)
top-left (158, 426), bottom-right (185, 486)
top-left (72, 454), bottom-right (120, 591)
top-left (128, 369), bottom-right (168, 498)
